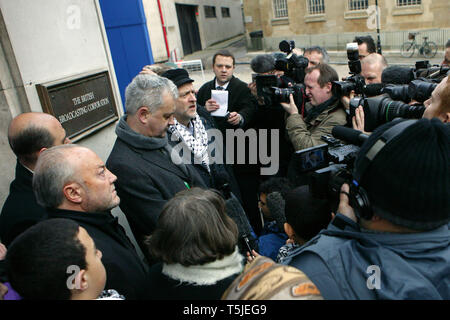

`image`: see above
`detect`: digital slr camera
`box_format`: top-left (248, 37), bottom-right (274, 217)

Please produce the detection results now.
top-left (349, 95), bottom-right (425, 132)
top-left (255, 74), bottom-right (306, 109)
top-left (332, 43), bottom-right (368, 97)
top-left (382, 79), bottom-right (437, 103)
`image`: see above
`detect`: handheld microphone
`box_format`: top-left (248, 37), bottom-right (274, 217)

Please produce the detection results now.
top-left (332, 126), bottom-right (369, 146)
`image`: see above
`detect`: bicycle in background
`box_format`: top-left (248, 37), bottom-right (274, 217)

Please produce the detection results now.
top-left (401, 32), bottom-right (438, 59)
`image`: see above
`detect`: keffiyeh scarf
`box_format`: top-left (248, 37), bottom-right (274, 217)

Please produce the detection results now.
top-left (168, 114), bottom-right (210, 172)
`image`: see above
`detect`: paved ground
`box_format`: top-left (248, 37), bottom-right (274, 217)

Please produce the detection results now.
top-left (181, 34), bottom-right (444, 89)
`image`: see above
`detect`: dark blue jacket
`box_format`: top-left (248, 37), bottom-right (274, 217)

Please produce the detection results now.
top-left (282, 214), bottom-right (450, 300)
top-left (258, 221), bottom-right (288, 261)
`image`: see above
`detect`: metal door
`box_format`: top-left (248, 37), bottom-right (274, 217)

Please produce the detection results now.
top-left (99, 0), bottom-right (154, 110)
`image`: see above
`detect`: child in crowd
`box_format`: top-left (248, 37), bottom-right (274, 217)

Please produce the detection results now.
top-left (247, 183), bottom-right (332, 264)
top-left (276, 185), bottom-right (332, 263)
top-left (5, 218), bottom-right (124, 300)
top-left (251, 178), bottom-right (292, 261)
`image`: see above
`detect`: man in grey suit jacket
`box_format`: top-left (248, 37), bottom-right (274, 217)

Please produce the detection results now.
top-left (106, 74), bottom-right (207, 258)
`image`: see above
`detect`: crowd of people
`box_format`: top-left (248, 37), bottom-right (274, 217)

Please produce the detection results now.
top-left (0, 35), bottom-right (449, 300)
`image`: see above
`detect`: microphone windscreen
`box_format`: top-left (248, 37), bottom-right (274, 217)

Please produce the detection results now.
top-left (382, 66), bottom-right (415, 85)
top-left (225, 195), bottom-right (252, 235)
top-left (250, 54), bottom-right (276, 73)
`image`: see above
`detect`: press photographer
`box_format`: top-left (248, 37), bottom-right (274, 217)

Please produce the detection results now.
top-left (338, 43), bottom-right (387, 113)
top-left (248, 52), bottom-right (296, 177)
top-left (281, 63), bottom-right (347, 152)
top-left (282, 117), bottom-right (450, 300)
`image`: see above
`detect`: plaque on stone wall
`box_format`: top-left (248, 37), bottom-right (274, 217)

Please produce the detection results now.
top-left (36, 70), bottom-right (119, 142)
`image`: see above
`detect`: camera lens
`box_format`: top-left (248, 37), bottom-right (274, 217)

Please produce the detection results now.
top-left (333, 81), bottom-right (356, 96)
top-left (378, 97), bottom-right (425, 122)
top-left (408, 80), bottom-right (437, 103)
top-left (382, 85), bottom-right (410, 103)
top-left (273, 87), bottom-right (293, 103)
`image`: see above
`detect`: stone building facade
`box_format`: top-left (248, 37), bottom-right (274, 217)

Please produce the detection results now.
top-left (143, 0), bottom-right (245, 62)
top-left (243, 0), bottom-right (450, 51)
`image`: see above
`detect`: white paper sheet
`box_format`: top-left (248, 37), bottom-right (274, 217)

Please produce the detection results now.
top-left (210, 90), bottom-right (229, 117)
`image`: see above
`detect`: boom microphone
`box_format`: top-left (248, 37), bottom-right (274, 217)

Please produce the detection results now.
top-left (332, 126), bottom-right (369, 146)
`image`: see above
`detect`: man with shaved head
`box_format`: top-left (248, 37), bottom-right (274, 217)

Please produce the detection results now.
top-left (33, 144), bottom-right (148, 299)
top-left (361, 53), bottom-right (388, 84)
top-left (0, 112), bottom-right (70, 246)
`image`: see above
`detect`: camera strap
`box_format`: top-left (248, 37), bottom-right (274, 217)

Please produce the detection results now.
top-left (304, 96), bottom-right (339, 123)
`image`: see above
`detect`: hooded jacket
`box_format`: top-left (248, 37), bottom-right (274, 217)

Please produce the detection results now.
top-left (106, 116), bottom-right (207, 255)
top-left (282, 214), bottom-right (450, 300)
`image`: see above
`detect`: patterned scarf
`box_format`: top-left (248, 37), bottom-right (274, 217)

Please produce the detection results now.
top-left (168, 114), bottom-right (210, 172)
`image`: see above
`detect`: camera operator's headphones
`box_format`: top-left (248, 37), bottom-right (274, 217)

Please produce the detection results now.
top-left (349, 119), bottom-right (418, 220)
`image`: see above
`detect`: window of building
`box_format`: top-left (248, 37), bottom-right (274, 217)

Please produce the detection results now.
top-left (396, 0), bottom-right (421, 6)
top-left (307, 0), bottom-right (325, 15)
top-left (221, 7), bottom-right (230, 18)
top-left (204, 5), bottom-right (216, 18)
top-left (348, 0), bottom-right (369, 11)
top-left (273, 0), bottom-right (288, 18)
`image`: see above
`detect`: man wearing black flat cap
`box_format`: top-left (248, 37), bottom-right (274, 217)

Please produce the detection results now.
top-left (161, 69), bottom-right (241, 196)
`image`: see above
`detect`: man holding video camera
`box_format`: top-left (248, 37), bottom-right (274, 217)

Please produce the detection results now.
top-left (281, 64), bottom-right (347, 152)
top-left (282, 117), bottom-right (450, 299)
top-left (248, 53), bottom-right (295, 177)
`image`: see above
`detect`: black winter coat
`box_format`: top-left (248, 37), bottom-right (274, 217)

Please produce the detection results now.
top-left (0, 161), bottom-right (47, 247)
top-left (106, 117), bottom-right (207, 255)
top-left (46, 208), bottom-right (148, 300)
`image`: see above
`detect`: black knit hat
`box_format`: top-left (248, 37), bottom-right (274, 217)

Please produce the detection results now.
top-left (354, 118), bottom-right (450, 231)
top-left (161, 68), bottom-right (194, 88)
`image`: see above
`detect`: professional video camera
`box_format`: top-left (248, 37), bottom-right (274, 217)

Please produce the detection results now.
top-left (349, 94), bottom-right (425, 132)
top-left (332, 43), bottom-right (373, 97)
top-left (292, 127), bottom-right (366, 211)
top-left (275, 40), bottom-right (309, 84)
top-left (254, 40), bottom-right (310, 109)
top-left (255, 74), bottom-right (306, 108)
top-left (414, 60), bottom-right (450, 81)
top-left (378, 60), bottom-right (445, 103)
top-left (382, 79), bottom-right (437, 103)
